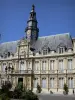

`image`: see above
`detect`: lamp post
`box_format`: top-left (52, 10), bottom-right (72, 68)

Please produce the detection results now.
top-left (66, 69), bottom-right (67, 85)
top-left (57, 70), bottom-right (58, 92)
top-left (5, 64), bottom-right (14, 82)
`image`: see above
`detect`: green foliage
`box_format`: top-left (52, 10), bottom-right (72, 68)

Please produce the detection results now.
top-left (50, 91), bottom-right (53, 94)
top-left (23, 90), bottom-right (39, 100)
top-left (16, 82), bottom-right (23, 91)
top-left (0, 81), bottom-right (12, 100)
top-left (12, 82), bottom-right (23, 99)
top-left (1, 81), bottom-right (12, 93)
top-left (63, 83), bottom-right (69, 94)
top-left (0, 93), bottom-right (10, 100)
top-left (37, 83), bottom-right (42, 93)
top-left (12, 82), bottom-right (39, 100)
top-left (0, 81), bottom-right (39, 100)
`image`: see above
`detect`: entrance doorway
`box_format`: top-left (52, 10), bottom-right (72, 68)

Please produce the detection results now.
top-left (18, 78), bottom-right (23, 85)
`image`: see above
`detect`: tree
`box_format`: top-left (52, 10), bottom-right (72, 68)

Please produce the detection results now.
top-left (12, 82), bottom-right (23, 99)
top-left (63, 83), bottom-right (69, 95)
top-left (0, 81), bottom-right (12, 100)
top-left (37, 83), bottom-right (42, 93)
top-left (1, 81), bottom-right (12, 93)
top-left (12, 82), bottom-right (39, 100)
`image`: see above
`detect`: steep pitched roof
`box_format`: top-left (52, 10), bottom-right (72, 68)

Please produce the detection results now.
top-left (31, 33), bottom-right (73, 52)
top-left (0, 33), bottom-right (73, 56)
top-left (0, 40), bottom-right (19, 56)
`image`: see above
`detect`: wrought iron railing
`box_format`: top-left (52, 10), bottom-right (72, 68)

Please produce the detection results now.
top-left (0, 69), bottom-right (75, 74)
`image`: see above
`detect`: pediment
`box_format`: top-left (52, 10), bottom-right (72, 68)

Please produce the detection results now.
top-left (18, 37), bottom-right (28, 46)
top-left (57, 43), bottom-right (66, 48)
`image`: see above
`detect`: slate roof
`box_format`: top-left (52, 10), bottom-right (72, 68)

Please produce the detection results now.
top-left (0, 40), bottom-right (19, 56)
top-left (0, 33), bottom-right (73, 57)
top-left (31, 33), bottom-right (73, 53)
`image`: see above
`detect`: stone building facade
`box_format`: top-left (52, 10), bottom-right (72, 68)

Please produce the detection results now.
top-left (0, 5), bottom-right (75, 94)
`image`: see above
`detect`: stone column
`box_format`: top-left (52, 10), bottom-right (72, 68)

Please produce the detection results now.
top-left (64, 58), bottom-right (67, 84)
top-left (13, 76), bottom-right (18, 88)
top-left (46, 75), bottom-right (48, 89)
top-left (64, 58), bottom-right (67, 70)
top-left (73, 76), bottom-right (75, 89)
top-left (48, 59), bottom-right (49, 91)
top-left (15, 60), bottom-right (19, 71)
top-left (0, 62), bottom-right (2, 88)
top-left (40, 60), bottom-right (41, 87)
top-left (73, 57), bottom-right (75, 88)
top-left (12, 77), bottom-right (16, 89)
top-left (0, 62), bottom-right (2, 71)
top-left (73, 57), bottom-right (75, 70)
top-left (55, 58), bottom-right (58, 91)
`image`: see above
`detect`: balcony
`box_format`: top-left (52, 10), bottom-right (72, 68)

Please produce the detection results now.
top-left (49, 70), bottom-right (57, 74)
top-left (58, 70), bottom-right (66, 74)
top-left (34, 70), bottom-right (40, 74)
top-left (41, 70), bottom-right (48, 74)
top-left (8, 70), bottom-right (33, 75)
top-left (0, 69), bottom-right (75, 75)
top-left (67, 69), bottom-right (75, 74)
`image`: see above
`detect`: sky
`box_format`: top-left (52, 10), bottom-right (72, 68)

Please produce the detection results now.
top-left (0, 0), bottom-right (75, 43)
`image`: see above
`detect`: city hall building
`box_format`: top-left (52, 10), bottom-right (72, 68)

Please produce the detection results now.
top-left (0, 5), bottom-right (75, 94)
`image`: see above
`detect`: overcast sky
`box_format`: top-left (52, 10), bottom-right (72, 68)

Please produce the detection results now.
top-left (0, 0), bottom-right (75, 43)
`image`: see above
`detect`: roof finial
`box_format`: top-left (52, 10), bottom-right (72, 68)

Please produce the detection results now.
top-left (32, 4), bottom-right (35, 11)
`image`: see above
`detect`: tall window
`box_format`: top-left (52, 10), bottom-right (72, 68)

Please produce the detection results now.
top-left (68, 59), bottom-right (72, 70)
top-left (34, 61), bottom-right (39, 70)
top-left (68, 78), bottom-right (73, 88)
top-left (34, 78), bottom-right (38, 88)
top-left (50, 60), bottom-right (54, 70)
top-left (2, 63), bottom-right (6, 72)
top-left (59, 60), bottom-right (64, 71)
top-left (42, 78), bottom-right (46, 88)
top-left (59, 78), bottom-right (64, 88)
top-left (59, 47), bottom-right (64, 54)
top-left (50, 78), bottom-right (54, 88)
top-left (19, 61), bottom-right (25, 73)
top-left (42, 61), bottom-right (46, 70)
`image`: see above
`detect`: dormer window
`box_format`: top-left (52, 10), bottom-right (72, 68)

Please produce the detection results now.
top-left (8, 52), bottom-right (10, 57)
top-left (43, 49), bottom-right (48, 55)
top-left (57, 43), bottom-right (66, 54)
top-left (59, 47), bottom-right (64, 54)
top-left (42, 45), bottom-right (50, 55)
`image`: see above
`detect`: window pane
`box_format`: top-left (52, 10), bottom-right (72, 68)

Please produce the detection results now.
top-left (34, 78), bottom-right (38, 88)
top-left (68, 59), bottom-right (72, 70)
top-left (42, 78), bottom-right (46, 88)
top-left (59, 78), bottom-right (64, 88)
top-left (42, 61), bottom-right (46, 70)
top-left (50, 78), bottom-right (54, 88)
top-left (35, 61), bottom-right (39, 70)
top-left (59, 60), bottom-right (63, 71)
top-left (2, 63), bottom-right (6, 72)
top-left (50, 60), bottom-right (54, 70)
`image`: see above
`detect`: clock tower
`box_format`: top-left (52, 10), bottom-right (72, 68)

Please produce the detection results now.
top-left (25, 5), bottom-right (39, 43)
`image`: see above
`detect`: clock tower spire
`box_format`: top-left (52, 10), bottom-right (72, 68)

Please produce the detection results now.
top-left (25, 5), bottom-right (39, 43)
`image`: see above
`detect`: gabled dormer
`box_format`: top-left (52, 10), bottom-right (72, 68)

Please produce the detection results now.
top-left (42, 44), bottom-right (50, 55)
top-left (57, 43), bottom-right (66, 53)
